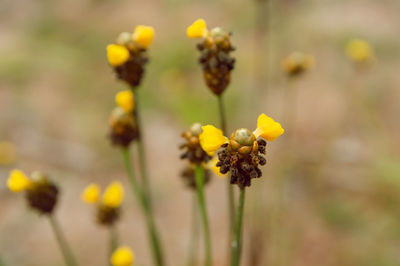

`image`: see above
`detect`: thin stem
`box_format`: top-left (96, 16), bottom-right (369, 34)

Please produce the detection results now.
top-left (186, 193), bottom-right (200, 266)
top-left (121, 148), bottom-right (165, 266)
top-left (48, 215), bottom-right (78, 266)
top-left (194, 165), bottom-right (212, 266)
top-left (218, 95), bottom-right (236, 259)
top-left (231, 187), bottom-right (246, 266)
top-left (109, 225), bottom-right (118, 266)
top-left (132, 89), bottom-right (152, 208)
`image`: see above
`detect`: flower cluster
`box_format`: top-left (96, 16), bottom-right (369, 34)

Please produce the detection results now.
top-left (346, 38), bottom-right (374, 65)
top-left (199, 114), bottom-right (284, 188)
top-left (281, 52), bottom-right (314, 77)
top-left (82, 182), bottom-right (124, 226)
top-left (180, 123), bottom-right (211, 165)
top-left (109, 90), bottom-right (139, 147)
top-left (7, 169), bottom-right (59, 214)
top-left (187, 19), bottom-right (235, 95)
top-left (107, 26), bottom-right (155, 87)
top-left (111, 246), bottom-right (135, 266)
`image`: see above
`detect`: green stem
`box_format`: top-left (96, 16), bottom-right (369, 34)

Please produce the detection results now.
top-left (186, 193), bottom-right (199, 266)
top-left (132, 90), bottom-right (152, 208)
top-left (121, 148), bottom-right (165, 266)
top-left (218, 95), bottom-right (236, 258)
top-left (109, 225), bottom-right (118, 266)
top-left (231, 187), bottom-right (246, 266)
top-left (48, 215), bottom-right (78, 266)
top-left (194, 165), bottom-right (212, 266)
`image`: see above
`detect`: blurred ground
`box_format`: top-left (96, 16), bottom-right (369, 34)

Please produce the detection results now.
top-left (1, 0), bottom-right (400, 265)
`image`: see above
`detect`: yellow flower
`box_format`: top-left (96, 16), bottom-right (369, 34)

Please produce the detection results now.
top-left (208, 156), bottom-right (227, 178)
top-left (187, 18), bottom-right (208, 39)
top-left (81, 183), bottom-right (100, 204)
top-left (115, 90), bottom-right (135, 112)
top-left (199, 125), bottom-right (228, 156)
top-left (253, 113), bottom-right (284, 141)
top-left (107, 44), bottom-right (130, 66)
top-left (102, 181), bottom-right (124, 208)
top-left (111, 246), bottom-right (135, 266)
top-left (133, 25), bottom-right (155, 48)
top-left (346, 38), bottom-right (374, 63)
top-left (7, 169), bottom-right (32, 192)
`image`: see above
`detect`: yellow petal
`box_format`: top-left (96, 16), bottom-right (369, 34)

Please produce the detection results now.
top-left (199, 125), bottom-right (228, 156)
top-left (111, 246), bottom-right (135, 266)
top-left (81, 183), bottom-right (100, 204)
top-left (7, 169), bottom-right (32, 192)
top-left (102, 181), bottom-right (124, 208)
top-left (133, 25), bottom-right (155, 48)
top-left (254, 113), bottom-right (284, 141)
top-left (346, 39), bottom-right (373, 62)
top-left (208, 156), bottom-right (227, 178)
top-left (187, 19), bottom-right (208, 39)
top-left (107, 44), bottom-right (130, 66)
top-left (115, 90), bottom-right (135, 112)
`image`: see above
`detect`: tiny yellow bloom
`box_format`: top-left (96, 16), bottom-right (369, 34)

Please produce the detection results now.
top-left (133, 25), bottom-right (155, 48)
top-left (107, 44), bottom-right (130, 67)
top-left (81, 183), bottom-right (101, 204)
top-left (102, 181), bottom-right (124, 208)
top-left (199, 125), bottom-right (228, 156)
top-left (7, 169), bottom-right (32, 192)
top-left (187, 19), bottom-right (208, 39)
top-left (115, 90), bottom-right (135, 112)
top-left (346, 39), bottom-right (374, 63)
top-left (208, 156), bottom-right (227, 178)
top-left (111, 246), bottom-right (135, 266)
top-left (253, 113), bottom-right (284, 141)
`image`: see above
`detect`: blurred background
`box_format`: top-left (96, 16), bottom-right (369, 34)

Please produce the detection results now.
top-left (1, 0), bottom-right (400, 265)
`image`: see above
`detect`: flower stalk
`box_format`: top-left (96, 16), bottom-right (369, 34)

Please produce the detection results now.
top-left (186, 193), bottom-right (200, 266)
top-left (194, 165), bottom-right (212, 266)
top-left (48, 215), bottom-right (78, 266)
top-left (121, 148), bottom-right (164, 266)
top-left (109, 225), bottom-right (119, 266)
top-left (231, 187), bottom-right (246, 266)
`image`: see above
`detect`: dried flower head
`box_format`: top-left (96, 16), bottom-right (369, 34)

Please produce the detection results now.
top-left (107, 26), bottom-right (155, 88)
top-left (82, 181), bottom-right (124, 226)
top-left (180, 164), bottom-right (211, 189)
top-left (180, 123), bottom-right (211, 165)
top-left (7, 170), bottom-right (59, 214)
top-left (281, 52), bottom-right (314, 77)
top-left (109, 107), bottom-right (139, 147)
top-left (111, 246), bottom-right (135, 266)
top-left (346, 38), bottom-right (374, 64)
top-left (187, 19), bottom-right (235, 95)
top-left (199, 114), bottom-right (284, 187)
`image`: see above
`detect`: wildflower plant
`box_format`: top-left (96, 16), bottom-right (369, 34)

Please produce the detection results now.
top-left (179, 122), bottom-right (213, 265)
top-left (281, 52), bottom-right (314, 77)
top-left (187, 18), bottom-right (236, 253)
top-left (7, 170), bottom-right (78, 266)
top-left (82, 182), bottom-right (124, 264)
top-left (107, 28), bottom-right (164, 265)
top-left (199, 114), bottom-right (284, 266)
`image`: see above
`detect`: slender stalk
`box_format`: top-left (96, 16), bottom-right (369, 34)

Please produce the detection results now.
top-left (109, 225), bottom-right (118, 266)
top-left (218, 95), bottom-right (236, 259)
top-left (48, 215), bottom-right (78, 266)
top-left (186, 193), bottom-right (200, 266)
top-left (121, 148), bottom-right (164, 266)
top-left (231, 187), bottom-right (246, 266)
top-left (194, 165), bottom-right (212, 266)
top-left (132, 89), bottom-right (152, 208)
